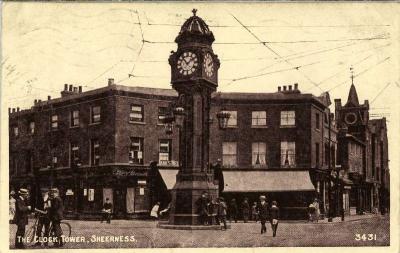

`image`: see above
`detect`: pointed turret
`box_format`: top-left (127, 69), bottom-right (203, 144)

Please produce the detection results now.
top-left (345, 83), bottom-right (360, 107)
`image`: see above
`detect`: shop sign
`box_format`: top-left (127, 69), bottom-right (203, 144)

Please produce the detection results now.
top-left (344, 186), bottom-right (352, 190)
top-left (66, 189), bottom-right (74, 196)
top-left (112, 168), bottom-right (145, 177)
top-left (159, 160), bottom-right (179, 167)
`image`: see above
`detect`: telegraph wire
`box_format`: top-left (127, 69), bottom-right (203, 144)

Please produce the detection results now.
top-left (370, 82), bottom-right (392, 105)
top-left (327, 56), bottom-right (390, 92)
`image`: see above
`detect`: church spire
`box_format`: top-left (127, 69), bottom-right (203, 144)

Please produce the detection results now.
top-left (345, 67), bottom-right (359, 107)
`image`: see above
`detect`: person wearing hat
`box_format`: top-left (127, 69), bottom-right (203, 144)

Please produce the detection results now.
top-left (14, 188), bottom-right (31, 249)
top-left (34, 189), bottom-right (51, 247)
top-left (257, 195), bottom-right (269, 234)
top-left (48, 188), bottom-right (64, 247)
top-left (216, 197), bottom-right (227, 230)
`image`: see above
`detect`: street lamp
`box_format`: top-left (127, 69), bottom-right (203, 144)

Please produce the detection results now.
top-left (216, 110), bottom-right (231, 129)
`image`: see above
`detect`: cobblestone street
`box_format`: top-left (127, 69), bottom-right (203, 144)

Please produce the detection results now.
top-left (9, 215), bottom-right (389, 249)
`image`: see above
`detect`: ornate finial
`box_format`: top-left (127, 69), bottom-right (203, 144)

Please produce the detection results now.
top-left (350, 66), bottom-right (354, 85)
top-left (192, 9), bottom-right (197, 16)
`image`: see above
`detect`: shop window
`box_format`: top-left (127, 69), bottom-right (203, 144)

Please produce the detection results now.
top-left (29, 122), bottom-right (35, 134)
top-left (90, 139), bottom-right (100, 166)
top-left (281, 141), bottom-right (296, 167)
top-left (158, 107), bottom-right (167, 124)
top-left (252, 142), bottom-right (266, 167)
top-left (130, 105), bottom-right (144, 122)
top-left (88, 189), bottom-right (95, 202)
top-left (280, 111), bottom-right (295, 126)
top-left (71, 110), bottom-right (79, 127)
top-left (225, 111), bottom-right (237, 127)
top-left (51, 115), bottom-right (58, 129)
top-left (129, 137), bottom-right (144, 164)
top-left (159, 139), bottom-right (172, 162)
top-left (222, 142), bottom-right (237, 167)
top-left (252, 111), bottom-right (267, 126)
top-left (91, 106), bottom-right (101, 123)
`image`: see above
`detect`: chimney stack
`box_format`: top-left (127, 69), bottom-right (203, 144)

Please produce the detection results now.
top-left (288, 85), bottom-right (292, 91)
top-left (12, 108), bottom-right (16, 113)
top-left (278, 86), bottom-right (281, 92)
top-left (34, 99), bottom-right (38, 105)
top-left (283, 86), bottom-right (287, 91)
top-left (17, 107), bottom-right (20, 112)
top-left (73, 87), bottom-right (78, 93)
top-left (294, 83), bottom-right (298, 90)
top-left (78, 86), bottom-right (82, 93)
top-left (8, 108), bottom-right (11, 114)
top-left (108, 78), bottom-right (114, 86)
top-left (69, 85), bottom-right (73, 91)
top-left (48, 95), bottom-right (51, 100)
top-left (64, 84), bottom-right (68, 91)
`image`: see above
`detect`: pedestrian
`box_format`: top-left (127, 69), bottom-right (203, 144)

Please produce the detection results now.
top-left (229, 198), bottom-right (238, 223)
top-left (34, 189), bottom-right (51, 247)
top-left (308, 202), bottom-right (316, 222)
top-left (258, 195), bottom-right (269, 234)
top-left (241, 198), bottom-right (250, 223)
top-left (9, 190), bottom-right (16, 224)
top-left (216, 197), bottom-right (227, 230)
top-left (269, 201), bottom-right (280, 237)
top-left (312, 198), bottom-right (320, 222)
top-left (251, 202), bottom-right (258, 222)
top-left (101, 198), bottom-right (113, 224)
top-left (14, 188), bottom-right (31, 249)
top-left (48, 188), bottom-right (64, 247)
top-left (150, 202), bottom-right (160, 220)
top-left (196, 192), bottom-right (210, 225)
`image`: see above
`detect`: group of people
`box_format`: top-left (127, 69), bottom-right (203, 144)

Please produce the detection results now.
top-left (9, 188), bottom-right (64, 249)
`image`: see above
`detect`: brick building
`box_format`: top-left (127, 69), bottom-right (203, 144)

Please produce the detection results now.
top-left (335, 83), bottom-right (390, 216)
top-left (10, 81), bottom-right (389, 220)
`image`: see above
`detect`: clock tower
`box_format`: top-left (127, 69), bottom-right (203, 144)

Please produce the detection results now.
top-left (166, 9), bottom-right (221, 226)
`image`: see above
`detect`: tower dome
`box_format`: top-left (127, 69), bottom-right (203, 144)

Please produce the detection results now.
top-left (175, 9), bottom-right (215, 45)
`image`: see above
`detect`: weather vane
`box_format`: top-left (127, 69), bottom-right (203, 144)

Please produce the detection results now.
top-left (350, 66), bottom-right (354, 85)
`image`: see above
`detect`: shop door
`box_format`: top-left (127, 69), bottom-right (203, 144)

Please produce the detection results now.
top-left (113, 188), bottom-right (126, 217)
top-left (126, 187), bottom-right (135, 214)
top-left (103, 188), bottom-right (113, 212)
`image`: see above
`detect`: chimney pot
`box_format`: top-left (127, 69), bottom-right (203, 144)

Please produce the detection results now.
top-left (17, 107), bottom-right (20, 112)
top-left (294, 83), bottom-right (298, 90)
top-left (64, 84), bottom-right (68, 91)
top-left (69, 85), bottom-right (73, 91)
top-left (278, 86), bottom-right (281, 92)
top-left (48, 95), bottom-right (51, 100)
top-left (73, 87), bottom-right (78, 93)
top-left (108, 78), bottom-right (114, 86)
top-left (78, 86), bottom-right (82, 93)
top-left (283, 86), bottom-right (287, 91)
top-left (289, 85), bottom-right (292, 91)
top-left (8, 108), bottom-right (11, 114)
top-left (12, 108), bottom-right (16, 113)
top-left (34, 99), bottom-right (37, 104)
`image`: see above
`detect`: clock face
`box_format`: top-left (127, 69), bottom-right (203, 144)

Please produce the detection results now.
top-left (203, 53), bottom-right (214, 77)
top-left (177, 51), bottom-right (198, 76)
top-left (345, 113), bottom-right (357, 125)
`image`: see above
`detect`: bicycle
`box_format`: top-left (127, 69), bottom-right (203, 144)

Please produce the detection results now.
top-left (25, 209), bottom-right (71, 247)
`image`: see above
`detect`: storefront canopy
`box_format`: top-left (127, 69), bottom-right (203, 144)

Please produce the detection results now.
top-left (159, 169), bottom-right (178, 190)
top-left (223, 171), bottom-right (315, 192)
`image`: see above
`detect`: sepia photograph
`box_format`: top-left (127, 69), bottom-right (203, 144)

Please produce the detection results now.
top-left (1, 1), bottom-right (399, 252)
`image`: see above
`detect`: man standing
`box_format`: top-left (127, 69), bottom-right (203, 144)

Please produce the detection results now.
top-left (49, 188), bottom-right (64, 247)
top-left (14, 188), bottom-right (31, 249)
top-left (229, 198), bottom-right (238, 223)
top-left (34, 189), bottom-right (51, 247)
top-left (101, 198), bottom-right (113, 224)
top-left (196, 192), bottom-right (210, 225)
top-left (258, 195), bottom-right (269, 234)
top-left (241, 198), bottom-right (250, 223)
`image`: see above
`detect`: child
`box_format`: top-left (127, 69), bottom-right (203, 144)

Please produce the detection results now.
top-left (217, 197), bottom-right (227, 230)
top-left (270, 201), bottom-right (280, 237)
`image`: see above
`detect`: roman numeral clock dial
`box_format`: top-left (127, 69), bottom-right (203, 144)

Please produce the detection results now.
top-left (203, 53), bottom-right (214, 78)
top-left (177, 51), bottom-right (198, 76)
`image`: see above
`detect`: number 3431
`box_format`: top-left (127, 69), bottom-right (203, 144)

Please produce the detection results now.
top-left (355, 234), bottom-right (377, 241)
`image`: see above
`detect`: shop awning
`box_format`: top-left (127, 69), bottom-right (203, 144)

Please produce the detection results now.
top-left (223, 171), bottom-right (315, 192)
top-left (159, 169), bottom-right (178, 190)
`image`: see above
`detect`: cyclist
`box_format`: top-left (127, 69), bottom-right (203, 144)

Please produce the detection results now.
top-left (48, 188), bottom-right (64, 247)
top-left (34, 189), bottom-right (51, 247)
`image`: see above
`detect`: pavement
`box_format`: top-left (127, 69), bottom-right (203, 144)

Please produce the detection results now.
top-left (9, 213), bottom-right (389, 248)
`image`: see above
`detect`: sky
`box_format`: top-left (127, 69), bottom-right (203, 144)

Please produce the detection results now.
top-left (1, 2), bottom-right (399, 167)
